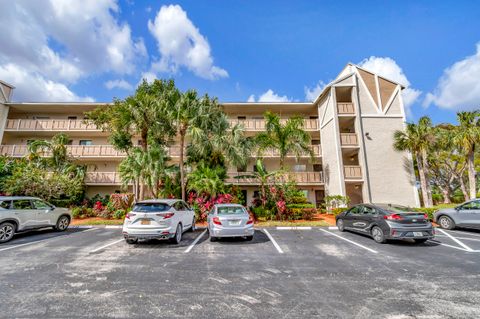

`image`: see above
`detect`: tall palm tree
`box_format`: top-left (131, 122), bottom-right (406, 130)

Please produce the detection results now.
top-left (393, 116), bottom-right (435, 207)
top-left (187, 164), bottom-right (226, 198)
top-left (27, 133), bottom-right (73, 172)
top-left (168, 90), bottom-right (223, 200)
top-left (256, 111), bottom-right (313, 170)
top-left (119, 148), bottom-right (144, 200)
top-left (453, 111), bottom-right (480, 200)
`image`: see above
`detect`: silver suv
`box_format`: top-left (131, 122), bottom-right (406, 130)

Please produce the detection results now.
top-left (0, 196), bottom-right (71, 243)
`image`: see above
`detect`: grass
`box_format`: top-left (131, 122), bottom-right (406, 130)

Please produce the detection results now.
top-left (255, 220), bottom-right (330, 227)
top-left (72, 218), bottom-right (123, 225)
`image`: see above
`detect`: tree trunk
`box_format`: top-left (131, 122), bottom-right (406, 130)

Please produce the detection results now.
top-left (468, 148), bottom-right (476, 200)
top-left (179, 132), bottom-right (186, 200)
top-left (416, 153), bottom-right (431, 207)
top-left (440, 186), bottom-right (451, 204)
top-left (421, 149), bottom-right (433, 207)
top-left (459, 176), bottom-right (469, 201)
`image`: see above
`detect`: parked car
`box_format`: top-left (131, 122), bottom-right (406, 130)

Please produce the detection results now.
top-left (335, 203), bottom-right (434, 244)
top-left (207, 204), bottom-right (254, 242)
top-left (434, 199), bottom-right (480, 230)
top-left (122, 199), bottom-right (195, 245)
top-left (0, 196), bottom-right (71, 243)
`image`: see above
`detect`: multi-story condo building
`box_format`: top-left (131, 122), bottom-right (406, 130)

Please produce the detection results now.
top-left (0, 64), bottom-right (420, 207)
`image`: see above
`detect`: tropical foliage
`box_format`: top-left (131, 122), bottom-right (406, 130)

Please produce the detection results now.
top-left (394, 111), bottom-right (480, 207)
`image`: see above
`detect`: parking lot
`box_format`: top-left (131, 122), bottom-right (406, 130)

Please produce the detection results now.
top-left (1, 226), bottom-right (480, 318)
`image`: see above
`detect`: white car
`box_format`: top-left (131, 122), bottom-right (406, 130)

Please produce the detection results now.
top-left (122, 199), bottom-right (196, 244)
top-left (0, 196), bottom-right (71, 243)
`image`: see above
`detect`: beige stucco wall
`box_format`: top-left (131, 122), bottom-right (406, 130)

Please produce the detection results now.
top-left (360, 117), bottom-right (418, 206)
top-left (0, 104), bottom-right (9, 143)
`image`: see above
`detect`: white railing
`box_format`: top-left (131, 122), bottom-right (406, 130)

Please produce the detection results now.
top-left (340, 133), bottom-right (358, 146)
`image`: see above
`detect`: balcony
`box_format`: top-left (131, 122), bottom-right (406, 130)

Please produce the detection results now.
top-left (260, 145), bottom-right (321, 157)
top-left (337, 103), bottom-right (355, 115)
top-left (344, 165), bottom-right (362, 180)
top-left (229, 118), bottom-right (318, 131)
top-left (226, 171), bottom-right (323, 185)
top-left (340, 133), bottom-right (358, 146)
top-left (5, 119), bottom-right (101, 132)
top-left (0, 144), bottom-right (321, 159)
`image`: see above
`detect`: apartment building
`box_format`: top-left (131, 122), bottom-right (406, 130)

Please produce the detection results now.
top-left (0, 64), bottom-right (420, 207)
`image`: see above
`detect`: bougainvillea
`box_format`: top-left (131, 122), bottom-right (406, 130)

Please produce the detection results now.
top-left (188, 192), bottom-right (237, 221)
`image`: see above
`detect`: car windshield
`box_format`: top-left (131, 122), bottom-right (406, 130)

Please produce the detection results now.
top-left (375, 204), bottom-right (417, 214)
top-left (217, 206), bottom-right (246, 215)
top-left (133, 203), bottom-right (170, 212)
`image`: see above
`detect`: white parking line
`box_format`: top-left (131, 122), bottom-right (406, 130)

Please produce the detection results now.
top-left (319, 229), bottom-right (378, 254)
top-left (276, 226), bottom-right (312, 230)
top-left (435, 234), bottom-right (480, 242)
top-left (449, 230), bottom-right (480, 238)
top-left (427, 240), bottom-right (471, 252)
top-left (437, 228), bottom-right (474, 252)
top-left (263, 229), bottom-right (284, 254)
top-left (0, 228), bottom-right (97, 253)
top-left (184, 229), bottom-right (207, 253)
top-left (89, 238), bottom-right (124, 254)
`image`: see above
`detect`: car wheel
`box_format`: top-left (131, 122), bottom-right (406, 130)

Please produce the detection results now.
top-left (125, 238), bottom-right (138, 245)
top-left (210, 235), bottom-right (217, 242)
top-left (170, 224), bottom-right (182, 244)
top-left (245, 235), bottom-right (253, 241)
top-left (371, 226), bottom-right (386, 244)
top-left (439, 216), bottom-right (455, 230)
top-left (188, 218), bottom-right (196, 232)
top-left (414, 238), bottom-right (428, 244)
top-left (55, 216), bottom-right (70, 232)
top-left (337, 219), bottom-right (345, 232)
top-left (0, 222), bottom-right (15, 243)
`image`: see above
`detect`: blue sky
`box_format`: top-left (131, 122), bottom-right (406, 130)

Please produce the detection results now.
top-left (1, 1), bottom-right (480, 125)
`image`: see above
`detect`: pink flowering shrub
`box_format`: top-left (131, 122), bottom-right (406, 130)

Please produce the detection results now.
top-left (188, 192), bottom-right (238, 221)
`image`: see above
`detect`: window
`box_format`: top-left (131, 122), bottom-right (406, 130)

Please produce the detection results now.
top-left (217, 206), bottom-right (246, 215)
top-left (309, 116), bottom-right (318, 120)
top-left (0, 200), bottom-right (12, 209)
top-left (173, 201), bottom-right (185, 211)
top-left (79, 140), bottom-right (93, 146)
top-left (348, 206), bottom-right (361, 215)
top-left (461, 200), bottom-right (480, 210)
top-left (182, 201), bottom-right (191, 210)
top-left (293, 164), bottom-right (306, 172)
top-left (313, 164), bottom-right (322, 172)
top-left (312, 139), bottom-right (320, 145)
top-left (13, 200), bottom-right (33, 210)
top-left (132, 203), bottom-right (170, 212)
top-left (237, 116), bottom-right (246, 120)
top-left (32, 199), bottom-right (52, 210)
top-left (34, 116), bottom-right (50, 120)
top-left (67, 116), bottom-right (77, 120)
top-left (362, 206), bottom-right (377, 215)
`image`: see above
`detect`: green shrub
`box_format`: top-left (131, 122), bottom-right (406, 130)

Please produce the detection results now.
top-left (71, 207), bottom-right (82, 218)
top-left (286, 203), bottom-right (315, 209)
top-left (113, 209), bottom-right (126, 219)
top-left (252, 207), bottom-right (274, 220)
top-left (70, 206), bottom-right (95, 218)
top-left (414, 204), bottom-right (457, 220)
top-left (331, 207), bottom-right (348, 216)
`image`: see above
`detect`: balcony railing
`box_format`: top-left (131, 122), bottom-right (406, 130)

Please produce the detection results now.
top-left (5, 119), bottom-right (101, 131)
top-left (344, 165), bottom-right (362, 179)
top-left (259, 145), bottom-right (321, 157)
top-left (0, 144), bottom-right (321, 159)
top-left (340, 133), bottom-right (358, 146)
top-left (5, 118), bottom-right (319, 133)
top-left (337, 103), bottom-right (355, 115)
top-left (229, 118), bottom-right (318, 131)
top-left (84, 172), bottom-right (122, 185)
top-left (226, 171), bottom-right (323, 185)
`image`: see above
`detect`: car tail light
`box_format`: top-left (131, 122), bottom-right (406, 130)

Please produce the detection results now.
top-left (246, 216), bottom-right (254, 225)
top-left (384, 214), bottom-right (403, 220)
top-left (423, 213), bottom-right (428, 219)
top-left (157, 212), bottom-right (175, 219)
top-left (125, 213), bottom-right (136, 220)
top-left (213, 217), bottom-right (222, 225)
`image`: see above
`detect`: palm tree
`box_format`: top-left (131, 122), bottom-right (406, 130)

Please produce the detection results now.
top-left (256, 111), bottom-right (313, 169)
top-left (453, 111), bottom-right (480, 200)
top-left (119, 148), bottom-right (144, 200)
top-left (236, 159), bottom-right (280, 208)
top-left (27, 133), bottom-right (76, 173)
top-left (393, 116), bottom-right (435, 207)
top-left (168, 90), bottom-right (222, 200)
top-left (187, 164), bottom-right (226, 198)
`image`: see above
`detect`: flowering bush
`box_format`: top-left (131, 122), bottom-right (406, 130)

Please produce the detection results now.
top-left (188, 192), bottom-right (239, 221)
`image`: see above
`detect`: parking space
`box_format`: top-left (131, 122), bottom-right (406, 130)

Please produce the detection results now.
top-left (1, 226), bottom-right (480, 318)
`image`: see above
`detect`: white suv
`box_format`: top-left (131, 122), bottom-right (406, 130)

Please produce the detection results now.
top-left (0, 196), bottom-right (71, 243)
top-left (122, 199), bottom-right (196, 244)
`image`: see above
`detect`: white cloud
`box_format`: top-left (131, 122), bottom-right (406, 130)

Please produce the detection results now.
top-left (147, 4), bottom-right (228, 80)
top-left (248, 89), bottom-right (291, 102)
top-left (305, 81), bottom-right (327, 102)
top-left (105, 79), bottom-right (133, 90)
top-left (424, 43), bottom-right (480, 110)
top-left (359, 56), bottom-right (421, 116)
top-left (0, 0), bottom-right (146, 101)
top-left (139, 72), bottom-right (157, 84)
top-left (0, 64), bottom-right (93, 102)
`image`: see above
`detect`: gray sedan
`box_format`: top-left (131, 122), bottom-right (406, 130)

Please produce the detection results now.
top-left (207, 204), bottom-right (254, 242)
top-left (434, 199), bottom-right (480, 230)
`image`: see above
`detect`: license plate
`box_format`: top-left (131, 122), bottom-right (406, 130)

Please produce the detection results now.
top-left (141, 219), bottom-right (151, 225)
top-left (413, 232), bottom-right (423, 237)
top-left (229, 220), bottom-right (241, 226)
